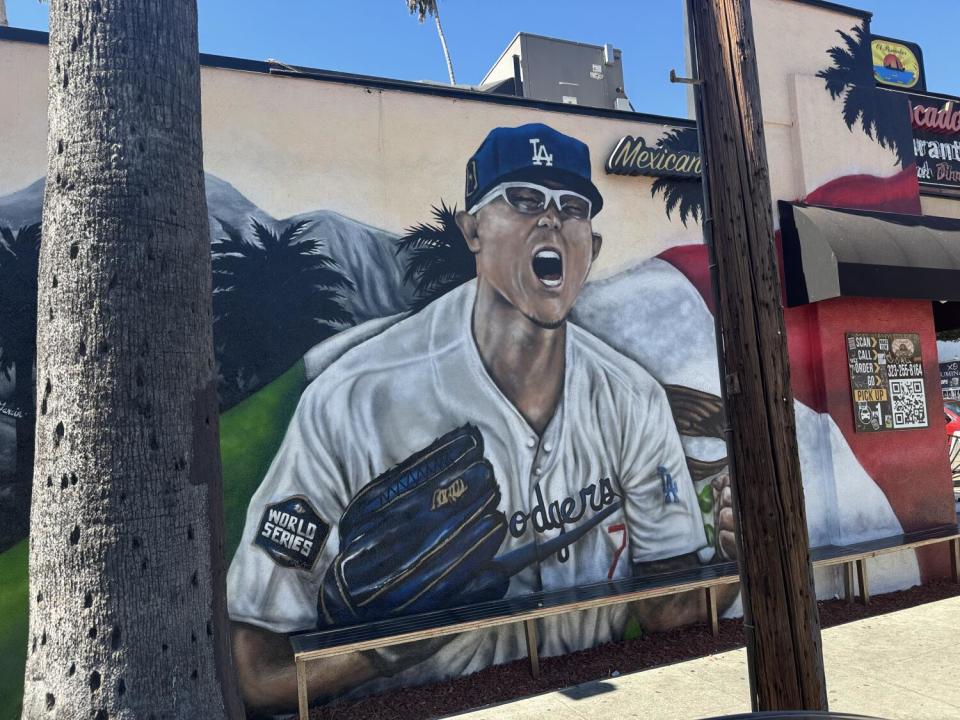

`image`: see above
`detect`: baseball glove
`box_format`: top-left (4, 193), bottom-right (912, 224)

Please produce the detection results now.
top-left (319, 424), bottom-right (509, 627)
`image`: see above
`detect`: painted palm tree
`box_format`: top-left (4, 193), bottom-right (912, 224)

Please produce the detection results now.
top-left (650, 127), bottom-right (704, 226)
top-left (397, 201), bottom-right (475, 310)
top-left (0, 222), bottom-right (40, 550)
top-left (817, 24), bottom-right (909, 165)
top-left (0, 0), bottom-right (8, 28)
top-left (212, 218), bottom-right (355, 408)
top-left (407, 0), bottom-right (457, 85)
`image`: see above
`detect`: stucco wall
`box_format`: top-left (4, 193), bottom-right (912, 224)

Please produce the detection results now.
top-left (0, 37), bottom-right (47, 199)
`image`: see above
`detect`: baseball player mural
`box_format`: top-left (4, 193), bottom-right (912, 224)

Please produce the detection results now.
top-left (227, 124), bottom-right (736, 710)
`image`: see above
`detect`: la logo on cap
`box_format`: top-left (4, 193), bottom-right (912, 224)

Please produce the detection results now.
top-left (530, 138), bottom-right (554, 167)
top-left (465, 159), bottom-right (478, 196)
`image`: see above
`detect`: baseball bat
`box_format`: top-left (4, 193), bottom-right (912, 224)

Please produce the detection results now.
top-left (489, 501), bottom-right (623, 577)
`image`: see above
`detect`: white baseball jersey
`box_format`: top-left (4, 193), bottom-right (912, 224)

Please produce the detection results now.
top-left (227, 279), bottom-right (706, 694)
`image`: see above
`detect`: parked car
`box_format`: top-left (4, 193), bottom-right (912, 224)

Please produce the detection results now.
top-left (945, 402), bottom-right (960, 433)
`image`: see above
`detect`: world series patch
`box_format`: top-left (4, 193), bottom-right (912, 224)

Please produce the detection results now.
top-left (254, 496), bottom-right (329, 570)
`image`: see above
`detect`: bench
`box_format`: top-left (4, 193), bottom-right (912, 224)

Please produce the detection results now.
top-left (810, 520), bottom-right (960, 605)
top-left (289, 521), bottom-right (960, 720)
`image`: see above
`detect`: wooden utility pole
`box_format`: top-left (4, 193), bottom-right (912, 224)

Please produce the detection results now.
top-left (685, 0), bottom-right (828, 711)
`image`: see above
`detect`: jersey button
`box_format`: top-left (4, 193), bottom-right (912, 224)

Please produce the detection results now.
top-left (534, 466), bottom-right (542, 476)
top-left (543, 442), bottom-right (553, 453)
top-left (526, 437), bottom-right (536, 449)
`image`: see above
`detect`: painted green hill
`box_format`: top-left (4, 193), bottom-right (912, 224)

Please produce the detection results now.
top-left (221, 361), bottom-right (306, 559)
top-left (0, 539), bottom-right (27, 720)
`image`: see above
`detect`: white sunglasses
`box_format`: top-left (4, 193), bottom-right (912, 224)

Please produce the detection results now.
top-left (468, 182), bottom-right (593, 220)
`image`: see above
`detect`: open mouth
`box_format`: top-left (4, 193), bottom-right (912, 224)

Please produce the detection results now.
top-left (532, 249), bottom-right (563, 288)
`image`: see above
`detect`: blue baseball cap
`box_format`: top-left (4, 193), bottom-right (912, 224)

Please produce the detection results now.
top-left (465, 123), bottom-right (604, 217)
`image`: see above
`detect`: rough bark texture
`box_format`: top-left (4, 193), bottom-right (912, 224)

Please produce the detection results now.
top-left (22, 1), bottom-right (243, 717)
top-left (687, 0), bottom-right (828, 711)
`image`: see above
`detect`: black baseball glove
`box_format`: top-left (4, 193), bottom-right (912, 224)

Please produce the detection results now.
top-left (318, 424), bottom-right (509, 628)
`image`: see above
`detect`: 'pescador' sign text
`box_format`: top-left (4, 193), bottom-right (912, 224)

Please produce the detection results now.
top-left (606, 135), bottom-right (701, 179)
top-left (906, 92), bottom-right (960, 190)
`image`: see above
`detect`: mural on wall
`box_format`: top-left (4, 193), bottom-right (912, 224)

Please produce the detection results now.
top-left (0, 117), bottom-right (933, 714)
top-left (220, 101), bottom-right (930, 705)
top-left (211, 217), bottom-right (355, 409)
top-left (228, 123), bottom-right (738, 702)
top-left (0, 178), bottom-right (413, 552)
top-left (0, 222), bottom-right (39, 548)
top-left (2, 12), bottom-right (957, 711)
top-left (807, 21), bottom-right (921, 215)
top-left (648, 127), bottom-right (704, 227)
top-left (817, 24), bottom-right (912, 168)
top-left (0, 117), bottom-right (743, 711)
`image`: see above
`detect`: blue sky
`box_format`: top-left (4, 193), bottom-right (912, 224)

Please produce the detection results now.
top-left (6, 0), bottom-right (959, 118)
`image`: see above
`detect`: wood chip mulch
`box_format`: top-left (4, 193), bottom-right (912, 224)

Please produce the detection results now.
top-left (305, 579), bottom-right (960, 720)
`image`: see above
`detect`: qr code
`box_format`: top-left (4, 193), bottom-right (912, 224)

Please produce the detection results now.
top-left (890, 379), bottom-right (928, 429)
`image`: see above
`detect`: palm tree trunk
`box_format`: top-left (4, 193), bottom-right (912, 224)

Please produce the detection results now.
top-left (0, 0), bottom-right (8, 27)
top-left (22, 1), bottom-right (243, 717)
top-left (433, 8), bottom-right (456, 85)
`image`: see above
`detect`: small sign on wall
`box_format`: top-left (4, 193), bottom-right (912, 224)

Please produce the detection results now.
top-left (940, 361), bottom-right (960, 400)
top-left (871, 36), bottom-right (926, 92)
top-left (846, 332), bottom-right (928, 432)
top-left (605, 135), bottom-right (701, 179)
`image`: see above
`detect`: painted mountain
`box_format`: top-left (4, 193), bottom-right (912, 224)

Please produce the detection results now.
top-left (0, 175), bottom-right (416, 410)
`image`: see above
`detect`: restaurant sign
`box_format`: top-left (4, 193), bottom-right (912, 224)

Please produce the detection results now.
top-left (907, 92), bottom-right (960, 191)
top-left (605, 135), bottom-right (701, 179)
top-left (871, 36), bottom-right (925, 92)
top-left (846, 332), bottom-right (928, 433)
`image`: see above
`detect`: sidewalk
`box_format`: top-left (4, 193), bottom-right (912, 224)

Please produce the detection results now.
top-left (445, 596), bottom-right (960, 720)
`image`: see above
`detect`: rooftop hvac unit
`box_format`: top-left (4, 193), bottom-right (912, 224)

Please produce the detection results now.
top-left (479, 33), bottom-right (632, 112)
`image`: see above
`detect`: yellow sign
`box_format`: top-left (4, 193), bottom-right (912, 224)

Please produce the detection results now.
top-left (854, 388), bottom-right (889, 403)
top-left (872, 39), bottom-right (920, 89)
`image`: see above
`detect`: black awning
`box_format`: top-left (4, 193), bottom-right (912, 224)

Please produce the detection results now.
top-left (779, 202), bottom-right (960, 307)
